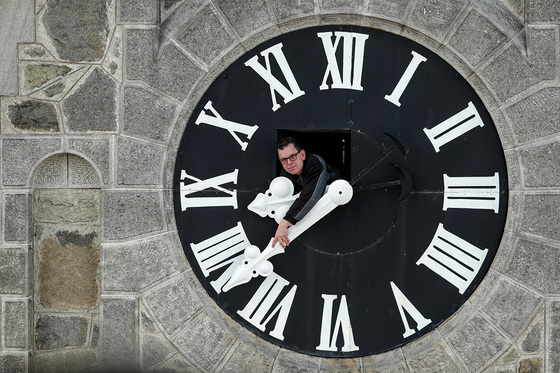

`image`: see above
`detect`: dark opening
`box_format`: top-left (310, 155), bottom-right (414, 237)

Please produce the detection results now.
top-left (276, 130), bottom-right (351, 180)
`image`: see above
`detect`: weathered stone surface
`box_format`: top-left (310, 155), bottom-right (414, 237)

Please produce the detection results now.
top-left (215, 0), bottom-right (274, 38)
top-left (0, 354), bottom-right (27, 373)
top-left (449, 10), bottom-right (506, 67)
top-left (118, 0), bottom-right (157, 23)
top-left (35, 314), bottom-right (89, 350)
top-left (3, 299), bottom-right (30, 349)
top-left (321, 0), bottom-right (363, 12)
top-left (123, 86), bottom-right (176, 142)
top-left (519, 357), bottom-right (543, 373)
top-left (24, 64), bottom-right (71, 91)
top-left (125, 28), bottom-right (203, 101)
top-left (364, 0), bottom-right (409, 20)
top-left (7, 100), bottom-right (59, 132)
top-left (361, 347), bottom-right (407, 373)
top-left (506, 239), bottom-right (560, 294)
top-left (68, 138), bottom-right (111, 185)
top-left (100, 297), bottom-right (138, 370)
top-left (116, 138), bottom-right (165, 186)
top-left (481, 28), bottom-right (557, 101)
top-left (42, 0), bottom-right (110, 62)
top-left (404, 337), bottom-right (462, 373)
top-left (31, 154), bottom-right (67, 187)
top-left (441, 305), bottom-right (508, 372)
top-left (407, 0), bottom-right (467, 41)
top-left (4, 193), bottom-right (30, 242)
top-left (1, 138), bottom-right (61, 186)
top-left (522, 194), bottom-right (560, 241)
top-left (103, 234), bottom-right (178, 292)
top-left (143, 275), bottom-right (202, 335)
top-left (219, 339), bottom-right (277, 373)
top-left (527, 0), bottom-right (560, 22)
top-left (36, 225), bottom-right (100, 310)
top-left (44, 82), bottom-right (66, 97)
top-left (68, 154), bottom-right (102, 186)
top-left (62, 67), bottom-right (117, 132)
top-left (0, 0), bottom-right (34, 96)
top-left (141, 306), bottom-right (157, 332)
top-left (507, 88), bottom-right (560, 144)
top-left (547, 300), bottom-right (560, 372)
top-left (102, 191), bottom-right (164, 240)
top-left (153, 353), bottom-right (200, 372)
top-left (141, 333), bottom-right (177, 370)
top-left (173, 312), bottom-right (235, 372)
top-left (521, 323), bottom-right (542, 353)
top-left (0, 248), bottom-right (27, 294)
top-left (33, 189), bottom-right (100, 224)
top-left (176, 4), bottom-right (235, 65)
top-left (520, 141), bottom-right (560, 188)
top-left (269, 0), bottom-right (316, 21)
top-left (272, 349), bottom-right (320, 373)
top-left (34, 350), bottom-right (97, 373)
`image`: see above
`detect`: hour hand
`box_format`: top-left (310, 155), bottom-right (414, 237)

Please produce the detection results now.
top-left (222, 179), bottom-right (353, 292)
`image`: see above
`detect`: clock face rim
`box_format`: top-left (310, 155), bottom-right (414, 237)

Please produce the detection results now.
top-left (173, 24), bottom-right (509, 358)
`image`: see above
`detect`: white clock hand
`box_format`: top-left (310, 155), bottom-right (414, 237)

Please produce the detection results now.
top-left (222, 179), bottom-right (353, 292)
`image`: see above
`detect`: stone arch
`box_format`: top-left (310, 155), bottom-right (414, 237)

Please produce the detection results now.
top-left (31, 153), bottom-right (101, 371)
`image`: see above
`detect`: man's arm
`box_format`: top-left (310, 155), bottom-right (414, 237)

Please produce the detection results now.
top-left (272, 219), bottom-right (291, 248)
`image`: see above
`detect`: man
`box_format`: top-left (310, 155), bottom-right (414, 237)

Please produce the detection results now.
top-left (273, 137), bottom-right (340, 248)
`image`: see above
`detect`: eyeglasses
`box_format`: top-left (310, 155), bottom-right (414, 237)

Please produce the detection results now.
top-left (279, 150), bottom-right (300, 164)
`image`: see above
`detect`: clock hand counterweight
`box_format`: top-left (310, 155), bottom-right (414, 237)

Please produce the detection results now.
top-left (222, 179), bottom-right (353, 292)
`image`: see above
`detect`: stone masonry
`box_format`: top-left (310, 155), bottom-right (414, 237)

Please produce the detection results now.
top-left (1, 0), bottom-right (560, 372)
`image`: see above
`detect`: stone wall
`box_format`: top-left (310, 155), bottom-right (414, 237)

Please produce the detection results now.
top-left (0, 0), bottom-right (560, 372)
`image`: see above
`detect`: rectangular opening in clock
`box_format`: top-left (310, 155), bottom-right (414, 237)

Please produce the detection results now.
top-left (276, 129), bottom-right (351, 180)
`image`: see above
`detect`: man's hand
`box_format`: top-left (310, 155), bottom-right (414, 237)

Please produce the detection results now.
top-left (273, 219), bottom-right (292, 248)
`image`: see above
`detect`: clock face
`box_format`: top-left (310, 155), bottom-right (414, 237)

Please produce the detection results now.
top-left (173, 25), bottom-right (508, 357)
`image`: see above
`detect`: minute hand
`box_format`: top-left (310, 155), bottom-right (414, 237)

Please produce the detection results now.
top-left (222, 179), bottom-right (353, 292)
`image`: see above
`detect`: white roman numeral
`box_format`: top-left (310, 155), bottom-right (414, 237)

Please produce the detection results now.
top-left (390, 282), bottom-right (431, 338)
top-left (179, 169), bottom-right (238, 210)
top-left (195, 100), bottom-right (259, 151)
top-left (237, 272), bottom-right (297, 341)
top-left (416, 224), bottom-right (488, 294)
top-left (317, 31), bottom-right (369, 91)
top-left (423, 101), bottom-right (484, 152)
top-left (316, 294), bottom-right (359, 352)
top-left (443, 173), bottom-right (500, 212)
top-left (189, 222), bottom-right (250, 293)
top-left (384, 51), bottom-right (427, 106)
top-left (244, 43), bottom-right (305, 112)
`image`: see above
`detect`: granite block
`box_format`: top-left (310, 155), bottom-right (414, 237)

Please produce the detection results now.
top-left (62, 67), bottom-right (118, 132)
top-left (118, 0), bottom-right (157, 23)
top-left (6, 100), bottom-right (60, 133)
top-left (481, 28), bottom-right (557, 102)
top-left (219, 339), bottom-right (277, 373)
top-left (175, 4), bottom-right (235, 65)
top-left (35, 314), bottom-right (89, 350)
top-left (441, 304), bottom-right (508, 372)
top-left (0, 248), bottom-right (27, 294)
top-left (403, 334), bottom-right (463, 373)
top-left (100, 297), bottom-right (138, 370)
top-left (4, 193), bottom-right (30, 242)
top-left (116, 137), bottom-right (165, 186)
top-left (407, 0), bottom-right (468, 41)
top-left (272, 349), bottom-right (320, 373)
top-left (506, 238), bottom-right (560, 295)
top-left (527, 0), bottom-right (560, 22)
top-left (153, 353), bottom-right (200, 372)
top-left (102, 190), bottom-right (164, 240)
top-left (215, 0), bottom-right (274, 38)
top-left (141, 333), bottom-right (177, 370)
top-left (522, 193), bottom-right (560, 241)
top-left (103, 234), bottom-right (179, 292)
top-left (547, 299), bottom-right (560, 372)
top-left (31, 153), bottom-right (67, 187)
top-left (1, 137), bottom-right (61, 186)
top-left (22, 63), bottom-right (71, 92)
top-left (269, 0), bottom-right (316, 22)
top-left (0, 353), bottom-right (27, 373)
top-left (41, 0), bottom-right (110, 62)
top-left (449, 9), bottom-right (506, 67)
top-left (68, 137), bottom-right (111, 185)
top-left (364, 0), bottom-right (410, 21)
top-left (68, 154), bottom-right (102, 186)
top-left (520, 141), bottom-right (560, 188)
top-left (125, 27), bottom-right (203, 101)
top-left (3, 298), bottom-right (30, 349)
top-left (143, 275), bottom-right (203, 335)
top-left (34, 350), bottom-right (97, 373)
top-left (123, 85), bottom-right (177, 142)
top-left (507, 88), bottom-right (560, 144)
top-left (173, 312), bottom-right (235, 372)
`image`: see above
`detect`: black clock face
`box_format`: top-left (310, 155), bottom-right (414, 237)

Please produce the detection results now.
top-left (173, 25), bottom-right (508, 357)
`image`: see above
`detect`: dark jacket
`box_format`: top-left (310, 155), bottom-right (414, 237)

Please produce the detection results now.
top-left (281, 153), bottom-right (340, 224)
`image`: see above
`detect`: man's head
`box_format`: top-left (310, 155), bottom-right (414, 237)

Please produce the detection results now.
top-left (277, 137), bottom-right (306, 176)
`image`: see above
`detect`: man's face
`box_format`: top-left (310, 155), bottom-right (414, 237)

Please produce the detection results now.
top-left (278, 143), bottom-right (306, 176)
